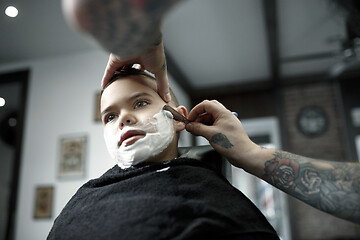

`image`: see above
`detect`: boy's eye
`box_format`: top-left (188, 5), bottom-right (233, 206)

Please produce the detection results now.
top-left (104, 113), bottom-right (117, 124)
top-left (134, 100), bottom-right (149, 109)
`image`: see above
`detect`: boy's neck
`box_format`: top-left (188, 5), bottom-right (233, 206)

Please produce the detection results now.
top-left (146, 142), bottom-right (178, 163)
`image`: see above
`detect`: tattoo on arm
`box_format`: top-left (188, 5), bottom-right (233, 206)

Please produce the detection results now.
top-left (263, 151), bottom-right (360, 223)
top-left (210, 133), bottom-right (234, 149)
top-left (81, 0), bottom-right (177, 57)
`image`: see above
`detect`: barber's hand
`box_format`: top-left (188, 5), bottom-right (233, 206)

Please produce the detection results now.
top-left (185, 100), bottom-right (259, 168)
top-left (101, 41), bottom-right (171, 102)
top-left (62, 0), bottom-right (174, 103)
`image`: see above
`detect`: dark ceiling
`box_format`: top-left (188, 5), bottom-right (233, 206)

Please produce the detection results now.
top-left (1, 0), bottom-right (357, 96)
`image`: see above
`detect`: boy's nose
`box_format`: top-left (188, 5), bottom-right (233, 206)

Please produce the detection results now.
top-left (119, 114), bottom-right (136, 129)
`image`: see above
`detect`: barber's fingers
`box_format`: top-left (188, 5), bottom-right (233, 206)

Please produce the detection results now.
top-left (185, 121), bottom-right (215, 140)
top-left (188, 100), bottom-right (227, 122)
top-left (101, 54), bottom-right (136, 88)
top-left (143, 41), bottom-right (171, 102)
top-left (186, 100), bottom-right (230, 139)
top-left (193, 112), bottom-right (215, 124)
top-left (102, 54), bottom-right (123, 88)
top-left (154, 63), bottom-right (171, 102)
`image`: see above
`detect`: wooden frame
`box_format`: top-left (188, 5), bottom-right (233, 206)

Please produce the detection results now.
top-left (57, 134), bottom-right (87, 178)
top-left (95, 91), bottom-right (101, 122)
top-left (33, 186), bottom-right (54, 219)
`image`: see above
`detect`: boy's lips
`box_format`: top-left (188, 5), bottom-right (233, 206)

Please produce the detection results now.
top-left (119, 130), bottom-right (146, 147)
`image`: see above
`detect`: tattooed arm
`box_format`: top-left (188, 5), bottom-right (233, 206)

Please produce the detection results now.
top-left (260, 149), bottom-right (360, 223)
top-left (186, 100), bottom-right (360, 224)
top-left (62, 0), bottom-right (180, 101)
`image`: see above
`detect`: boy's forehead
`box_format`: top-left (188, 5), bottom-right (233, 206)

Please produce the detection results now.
top-left (101, 75), bottom-right (160, 108)
top-left (106, 75), bottom-right (157, 94)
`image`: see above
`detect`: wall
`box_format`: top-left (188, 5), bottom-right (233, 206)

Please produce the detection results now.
top-left (192, 88), bottom-right (277, 120)
top-left (0, 50), bottom-right (190, 240)
top-left (340, 78), bottom-right (360, 162)
top-left (281, 82), bottom-right (360, 239)
top-left (0, 79), bottom-right (23, 239)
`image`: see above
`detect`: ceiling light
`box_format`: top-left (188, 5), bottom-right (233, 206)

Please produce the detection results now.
top-left (5, 6), bottom-right (18, 18)
top-left (0, 97), bottom-right (5, 107)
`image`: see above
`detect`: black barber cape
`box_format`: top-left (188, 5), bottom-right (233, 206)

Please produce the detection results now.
top-left (48, 158), bottom-right (279, 240)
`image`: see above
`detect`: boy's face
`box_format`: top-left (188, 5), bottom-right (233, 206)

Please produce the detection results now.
top-left (100, 75), bottom-right (185, 168)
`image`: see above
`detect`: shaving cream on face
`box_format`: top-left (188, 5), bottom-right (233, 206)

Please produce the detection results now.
top-left (104, 109), bottom-right (174, 169)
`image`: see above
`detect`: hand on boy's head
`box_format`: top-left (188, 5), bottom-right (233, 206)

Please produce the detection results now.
top-left (101, 42), bottom-right (171, 103)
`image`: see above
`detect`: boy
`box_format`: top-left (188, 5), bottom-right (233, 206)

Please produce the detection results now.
top-left (47, 68), bottom-right (279, 239)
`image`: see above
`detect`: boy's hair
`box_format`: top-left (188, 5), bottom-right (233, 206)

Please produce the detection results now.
top-left (101, 68), bottom-right (179, 106)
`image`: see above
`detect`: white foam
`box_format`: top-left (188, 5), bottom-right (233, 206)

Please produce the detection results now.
top-left (104, 110), bottom-right (174, 169)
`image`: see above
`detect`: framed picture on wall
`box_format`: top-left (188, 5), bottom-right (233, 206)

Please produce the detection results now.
top-left (34, 186), bottom-right (54, 219)
top-left (94, 91), bottom-right (101, 122)
top-left (356, 135), bottom-right (360, 162)
top-left (57, 134), bottom-right (87, 179)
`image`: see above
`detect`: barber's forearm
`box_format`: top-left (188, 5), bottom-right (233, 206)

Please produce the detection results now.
top-left (245, 148), bottom-right (360, 223)
top-left (63, 0), bottom-right (180, 57)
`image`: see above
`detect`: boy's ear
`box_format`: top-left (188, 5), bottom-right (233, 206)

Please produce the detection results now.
top-left (174, 105), bottom-right (188, 132)
top-left (176, 105), bottom-right (188, 118)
